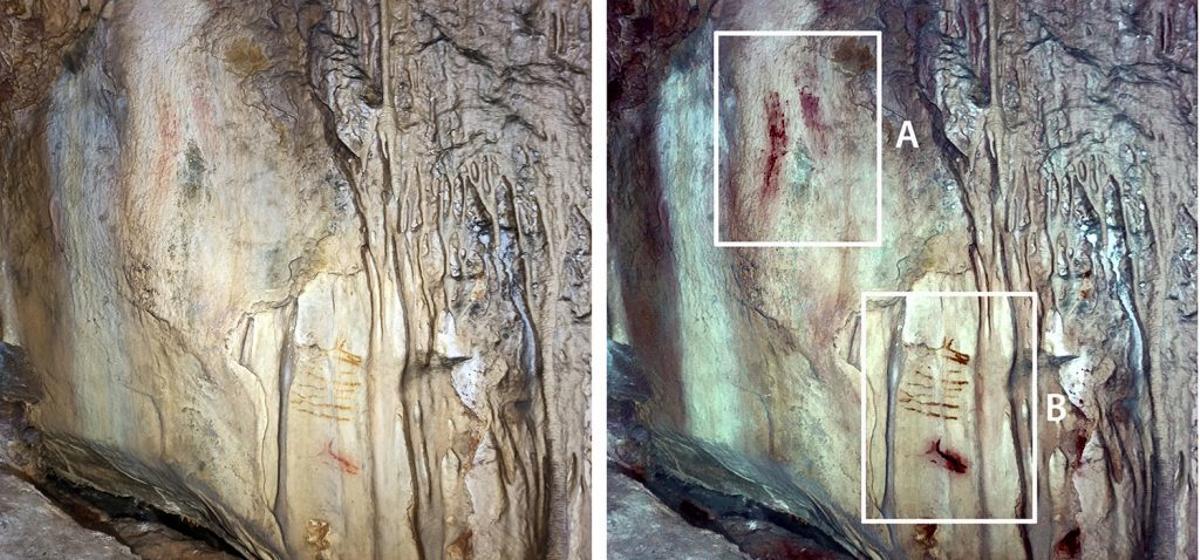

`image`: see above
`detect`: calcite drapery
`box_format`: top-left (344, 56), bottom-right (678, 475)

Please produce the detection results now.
top-left (609, 0), bottom-right (1196, 558)
top-left (0, 0), bottom-right (590, 558)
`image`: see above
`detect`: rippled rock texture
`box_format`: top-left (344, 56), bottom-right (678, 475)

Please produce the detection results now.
top-left (0, 0), bottom-right (590, 558)
top-left (609, 1), bottom-right (1195, 558)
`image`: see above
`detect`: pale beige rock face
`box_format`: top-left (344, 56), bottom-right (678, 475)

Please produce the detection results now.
top-left (609, 0), bottom-right (1194, 559)
top-left (863, 293), bottom-right (1032, 523)
top-left (0, 1), bottom-right (590, 559)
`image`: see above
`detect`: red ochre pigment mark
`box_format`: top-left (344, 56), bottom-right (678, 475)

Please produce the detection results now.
top-left (153, 97), bottom-right (181, 189)
top-left (899, 390), bottom-right (961, 410)
top-left (798, 87), bottom-right (821, 127)
top-left (190, 89), bottom-right (216, 140)
top-left (900, 404), bottom-right (960, 420)
top-left (448, 528), bottom-right (474, 560)
top-left (899, 366), bottom-right (965, 420)
top-left (940, 338), bottom-right (971, 365)
top-left (925, 439), bottom-right (968, 473)
top-left (913, 367), bottom-right (971, 387)
top-left (761, 91), bottom-right (788, 199)
top-left (335, 339), bottom-right (364, 366)
top-left (1054, 528), bottom-right (1082, 559)
top-left (914, 524), bottom-right (938, 549)
top-left (797, 85), bottom-right (830, 154)
top-left (323, 441), bottom-right (360, 475)
top-left (1069, 424), bottom-right (1094, 468)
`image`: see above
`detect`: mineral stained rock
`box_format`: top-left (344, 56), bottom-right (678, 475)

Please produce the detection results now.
top-left (0, 1), bottom-right (590, 558)
top-left (862, 294), bottom-right (1037, 521)
top-left (609, 0), bottom-right (1196, 559)
top-left (0, 470), bottom-right (137, 560)
top-left (717, 33), bottom-right (878, 243)
top-left (606, 469), bottom-right (749, 560)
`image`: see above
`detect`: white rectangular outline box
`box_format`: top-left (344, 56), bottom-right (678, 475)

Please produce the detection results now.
top-left (712, 30), bottom-right (883, 248)
top-left (859, 290), bottom-right (1039, 525)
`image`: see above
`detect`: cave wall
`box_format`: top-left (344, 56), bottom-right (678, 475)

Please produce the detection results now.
top-left (0, 0), bottom-right (590, 558)
top-left (608, 0), bottom-right (1196, 558)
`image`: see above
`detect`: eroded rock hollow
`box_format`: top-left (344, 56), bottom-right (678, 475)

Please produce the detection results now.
top-left (608, 1), bottom-right (1196, 558)
top-left (0, 1), bottom-right (590, 558)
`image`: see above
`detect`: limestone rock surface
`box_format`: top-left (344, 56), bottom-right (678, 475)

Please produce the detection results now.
top-left (606, 470), bottom-right (749, 560)
top-left (0, 0), bottom-right (591, 558)
top-left (0, 470), bottom-right (137, 560)
top-left (608, 1), bottom-right (1196, 558)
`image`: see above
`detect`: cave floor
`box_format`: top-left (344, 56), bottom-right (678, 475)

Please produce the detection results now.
top-left (0, 469), bottom-right (136, 560)
top-left (607, 470), bottom-right (749, 560)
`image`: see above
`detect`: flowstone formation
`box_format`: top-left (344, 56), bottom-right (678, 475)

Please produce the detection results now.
top-left (0, 0), bottom-right (590, 558)
top-left (608, 0), bottom-right (1196, 558)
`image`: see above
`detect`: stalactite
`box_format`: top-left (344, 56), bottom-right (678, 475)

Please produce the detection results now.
top-left (0, 1), bottom-right (590, 558)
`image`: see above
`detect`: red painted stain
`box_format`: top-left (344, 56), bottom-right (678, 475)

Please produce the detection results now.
top-left (1054, 528), bottom-right (1082, 558)
top-left (797, 85), bottom-right (828, 154)
top-left (625, 462), bottom-right (648, 483)
top-left (761, 91), bottom-right (789, 199)
top-left (940, 338), bottom-right (971, 364)
top-left (798, 87), bottom-right (821, 128)
top-left (190, 88), bottom-right (216, 140)
top-left (925, 438), bottom-right (968, 474)
top-left (1072, 428), bottom-right (1090, 466)
top-left (153, 97), bottom-right (181, 190)
top-left (323, 441), bottom-right (360, 475)
top-left (914, 524), bottom-right (938, 549)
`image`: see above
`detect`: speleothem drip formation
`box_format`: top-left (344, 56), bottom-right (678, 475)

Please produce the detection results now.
top-left (0, 1), bottom-right (590, 558)
top-left (608, 1), bottom-right (1196, 559)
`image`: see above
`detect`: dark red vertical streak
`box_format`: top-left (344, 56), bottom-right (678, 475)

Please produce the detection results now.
top-left (1054, 528), bottom-right (1082, 558)
top-left (797, 86), bottom-right (828, 155)
top-left (798, 88), bottom-right (821, 127)
top-left (761, 91), bottom-right (788, 199)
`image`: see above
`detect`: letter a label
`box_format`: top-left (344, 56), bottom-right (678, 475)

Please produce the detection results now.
top-left (896, 120), bottom-right (919, 149)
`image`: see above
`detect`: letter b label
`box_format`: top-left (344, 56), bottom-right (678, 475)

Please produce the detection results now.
top-left (1047, 393), bottom-right (1068, 423)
